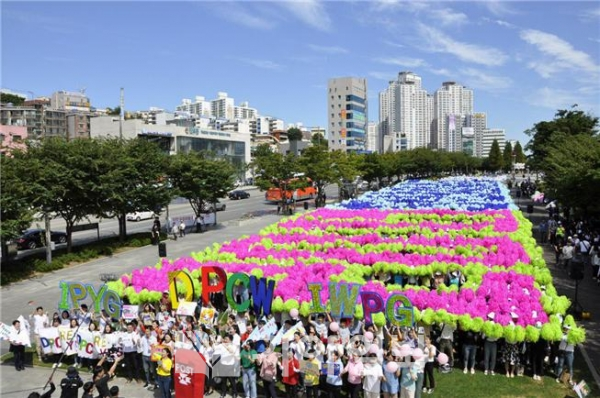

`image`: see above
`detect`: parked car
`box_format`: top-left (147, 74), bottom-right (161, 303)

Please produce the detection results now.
top-left (14, 229), bottom-right (67, 250)
top-left (202, 201), bottom-right (226, 213)
top-left (126, 210), bottom-right (155, 221)
top-left (228, 190), bottom-right (250, 200)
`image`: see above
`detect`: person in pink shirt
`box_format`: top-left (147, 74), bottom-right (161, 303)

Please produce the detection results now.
top-left (342, 351), bottom-right (364, 398)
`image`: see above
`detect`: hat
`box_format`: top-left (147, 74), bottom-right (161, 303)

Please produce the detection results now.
top-left (434, 271), bottom-right (443, 276)
top-left (450, 271), bottom-right (458, 277)
top-left (563, 324), bottom-right (571, 330)
top-left (487, 312), bottom-right (495, 320)
top-left (510, 312), bottom-right (519, 319)
top-left (66, 366), bottom-right (79, 377)
top-left (535, 321), bottom-right (543, 329)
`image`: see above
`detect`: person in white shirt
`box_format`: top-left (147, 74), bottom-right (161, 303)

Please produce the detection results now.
top-left (362, 353), bottom-right (385, 398)
top-left (140, 327), bottom-right (158, 389)
top-left (122, 322), bottom-right (142, 383)
top-left (309, 314), bottom-right (328, 343)
top-left (9, 320), bottom-right (27, 371)
top-left (423, 336), bottom-right (437, 394)
top-left (30, 306), bottom-right (49, 361)
top-left (555, 325), bottom-right (575, 385)
top-left (213, 335), bottom-right (240, 398)
top-left (562, 240), bottom-right (575, 269)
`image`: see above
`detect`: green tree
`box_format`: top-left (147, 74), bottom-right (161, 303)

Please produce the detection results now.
top-left (1, 93), bottom-right (26, 105)
top-left (167, 151), bottom-right (236, 219)
top-left (311, 133), bottom-right (328, 148)
top-left (287, 127), bottom-right (303, 156)
top-left (487, 139), bottom-right (503, 171)
top-left (502, 141), bottom-right (513, 172)
top-left (15, 138), bottom-right (101, 252)
top-left (251, 144), bottom-right (304, 213)
top-left (525, 106), bottom-right (598, 170)
top-left (543, 134), bottom-right (600, 215)
top-left (95, 138), bottom-right (173, 241)
top-left (106, 106), bottom-right (121, 116)
top-left (513, 141), bottom-right (526, 163)
top-left (0, 155), bottom-right (34, 241)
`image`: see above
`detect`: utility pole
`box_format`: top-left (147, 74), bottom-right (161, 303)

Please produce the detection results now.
top-left (119, 87), bottom-right (124, 139)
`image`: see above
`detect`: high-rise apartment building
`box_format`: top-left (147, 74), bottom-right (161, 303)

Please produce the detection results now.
top-left (234, 102), bottom-right (257, 120)
top-left (481, 128), bottom-right (506, 157)
top-left (464, 113), bottom-right (487, 157)
top-left (211, 92), bottom-right (235, 120)
top-left (378, 72), bottom-right (432, 151)
top-left (433, 82), bottom-right (473, 151)
top-left (176, 96), bottom-right (212, 117)
top-left (366, 121), bottom-right (380, 153)
top-left (327, 77), bottom-right (368, 152)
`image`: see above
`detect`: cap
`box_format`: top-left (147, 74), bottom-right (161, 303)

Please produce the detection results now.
top-left (535, 321), bottom-right (543, 329)
top-left (563, 324), bottom-right (571, 330)
top-left (487, 312), bottom-right (495, 320)
top-left (450, 271), bottom-right (458, 277)
top-left (434, 271), bottom-right (443, 276)
top-left (66, 366), bottom-right (79, 377)
top-left (510, 312), bottom-right (519, 319)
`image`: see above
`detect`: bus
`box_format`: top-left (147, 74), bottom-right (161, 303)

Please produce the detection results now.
top-left (265, 177), bottom-right (317, 202)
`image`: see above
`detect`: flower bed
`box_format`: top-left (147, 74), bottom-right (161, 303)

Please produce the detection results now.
top-left (109, 178), bottom-right (582, 343)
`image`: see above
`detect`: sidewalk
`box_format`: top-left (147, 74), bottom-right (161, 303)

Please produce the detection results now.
top-left (517, 194), bottom-right (600, 390)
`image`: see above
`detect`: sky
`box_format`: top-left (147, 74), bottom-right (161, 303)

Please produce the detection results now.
top-left (2, 1), bottom-right (599, 145)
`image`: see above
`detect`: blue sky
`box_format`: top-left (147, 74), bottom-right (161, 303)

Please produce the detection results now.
top-left (2, 1), bottom-right (599, 145)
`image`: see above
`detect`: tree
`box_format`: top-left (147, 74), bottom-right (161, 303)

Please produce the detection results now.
top-left (525, 106), bottom-right (598, 170)
top-left (311, 133), bottom-right (328, 148)
top-left (16, 138), bottom-right (102, 253)
top-left (487, 139), bottom-right (503, 171)
top-left (502, 141), bottom-right (513, 172)
top-left (94, 138), bottom-right (173, 242)
top-left (1, 93), bottom-right (26, 106)
top-left (251, 144), bottom-right (303, 214)
top-left (167, 151), bottom-right (236, 219)
top-left (106, 106), bottom-right (121, 116)
top-left (543, 134), bottom-right (600, 215)
top-left (287, 127), bottom-right (303, 156)
top-left (513, 141), bottom-right (526, 163)
top-left (0, 155), bottom-right (34, 242)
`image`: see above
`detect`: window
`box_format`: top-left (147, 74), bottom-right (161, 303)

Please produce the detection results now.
top-left (13, 135), bottom-right (22, 142)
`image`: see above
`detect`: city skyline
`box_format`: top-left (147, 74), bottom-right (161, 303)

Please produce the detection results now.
top-left (2, 1), bottom-right (599, 145)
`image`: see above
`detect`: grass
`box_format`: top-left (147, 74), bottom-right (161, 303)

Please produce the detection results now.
top-left (0, 232), bottom-right (168, 285)
top-left (2, 345), bottom-right (595, 398)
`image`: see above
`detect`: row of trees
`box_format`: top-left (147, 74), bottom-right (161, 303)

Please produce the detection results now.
top-left (524, 107), bottom-right (600, 215)
top-left (1, 138), bottom-right (237, 251)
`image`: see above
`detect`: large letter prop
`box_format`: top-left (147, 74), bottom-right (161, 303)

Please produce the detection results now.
top-left (58, 281), bottom-right (122, 319)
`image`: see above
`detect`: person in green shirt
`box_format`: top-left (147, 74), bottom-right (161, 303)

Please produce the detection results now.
top-left (241, 340), bottom-right (258, 398)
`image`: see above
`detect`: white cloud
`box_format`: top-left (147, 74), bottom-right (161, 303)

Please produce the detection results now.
top-left (461, 68), bottom-right (513, 91)
top-left (209, 3), bottom-right (275, 30)
top-left (483, 1), bottom-right (519, 16)
top-left (528, 87), bottom-right (588, 110)
top-left (375, 57), bottom-right (428, 68)
top-left (429, 8), bottom-right (468, 26)
top-left (417, 24), bottom-right (508, 67)
top-left (383, 39), bottom-right (405, 48)
top-left (238, 58), bottom-right (281, 70)
top-left (580, 7), bottom-right (600, 22)
top-left (368, 71), bottom-right (395, 80)
top-left (589, 38), bottom-right (600, 44)
top-left (279, 0), bottom-right (331, 31)
top-left (520, 29), bottom-right (599, 78)
top-left (428, 68), bottom-right (453, 77)
top-left (307, 44), bottom-right (348, 54)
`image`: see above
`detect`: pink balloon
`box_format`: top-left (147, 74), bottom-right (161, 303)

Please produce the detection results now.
top-left (437, 352), bottom-right (449, 365)
top-left (386, 361), bottom-right (399, 373)
top-left (364, 331), bottom-right (374, 342)
top-left (329, 322), bottom-right (339, 332)
top-left (412, 348), bottom-right (424, 360)
top-left (399, 344), bottom-right (412, 357)
top-left (289, 308), bottom-right (299, 318)
top-left (368, 344), bottom-right (379, 354)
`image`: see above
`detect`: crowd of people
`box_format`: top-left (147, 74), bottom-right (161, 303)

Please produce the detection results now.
top-left (13, 287), bottom-right (580, 398)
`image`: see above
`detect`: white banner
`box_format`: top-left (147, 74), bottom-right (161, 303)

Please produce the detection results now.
top-left (176, 301), bottom-right (198, 317)
top-left (58, 326), bottom-right (77, 356)
top-left (76, 329), bottom-right (99, 359)
top-left (39, 327), bottom-right (62, 355)
top-left (0, 322), bottom-right (11, 341)
top-left (122, 305), bottom-right (139, 320)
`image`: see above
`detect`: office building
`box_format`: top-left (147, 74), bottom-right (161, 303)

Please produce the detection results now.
top-left (481, 128), bottom-right (506, 157)
top-left (328, 77), bottom-right (368, 152)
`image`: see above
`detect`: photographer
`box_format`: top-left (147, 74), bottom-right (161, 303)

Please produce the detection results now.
top-left (59, 366), bottom-right (83, 398)
top-left (94, 354), bottom-right (123, 398)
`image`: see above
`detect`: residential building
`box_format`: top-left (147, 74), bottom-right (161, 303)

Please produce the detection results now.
top-left (379, 72), bottom-right (432, 151)
top-left (0, 125), bottom-right (28, 156)
top-left (464, 113), bottom-right (487, 157)
top-left (268, 118), bottom-right (285, 133)
top-left (249, 116), bottom-right (271, 135)
top-left (66, 113), bottom-right (91, 140)
top-left (211, 92), bottom-right (235, 120)
top-left (234, 102), bottom-right (257, 120)
top-left (176, 96), bottom-right (212, 117)
top-left (433, 81), bottom-right (473, 151)
top-left (366, 121), bottom-right (379, 153)
top-left (51, 90), bottom-right (91, 113)
top-left (0, 103), bottom-right (40, 138)
top-left (481, 128), bottom-right (506, 157)
top-left (328, 77), bottom-right (368, 152)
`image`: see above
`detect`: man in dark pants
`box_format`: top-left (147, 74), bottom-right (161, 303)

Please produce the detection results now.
top-left (9, 320), bottom-right (26, 371)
